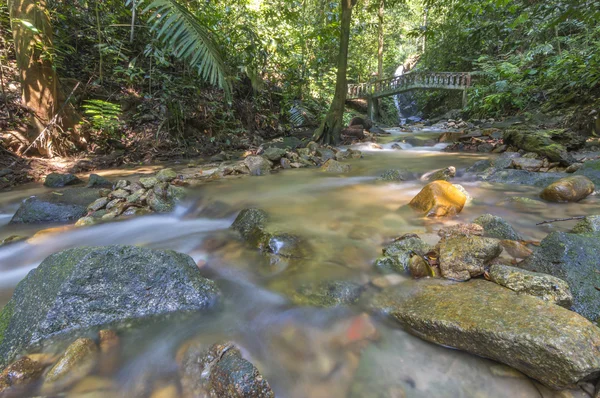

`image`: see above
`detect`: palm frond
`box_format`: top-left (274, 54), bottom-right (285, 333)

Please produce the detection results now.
top-left (129, 0), bottom-right (232, 101)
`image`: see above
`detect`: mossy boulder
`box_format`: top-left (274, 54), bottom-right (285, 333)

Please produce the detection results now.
top-left (10, 188), bottom-right (100, 224)
top-left (86, 174), bottom-right (112, 188)
top-left (320, 159), bottom-right (351, 173)
top-left (0, 245), bottom-right (220, 368)
top-left (540, 175), bottom-right (595, 202)
top-left (519, 232), bottom-right (600, 322)
top-left (368, 278), bottom-right (600, 389)
top-left (408, 180), bottom-right (467, 217)
top-left (503, 129), bottom-right (581, 166)
top-left (231, 209), bottom-right (269, 241)
top-left (244, 156), bottom-right (272, 176)
top-left (473, 214), bottom-right (522, 241)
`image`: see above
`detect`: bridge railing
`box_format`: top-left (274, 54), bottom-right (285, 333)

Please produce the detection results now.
top-left (347, 71), bottom-right (472, 99)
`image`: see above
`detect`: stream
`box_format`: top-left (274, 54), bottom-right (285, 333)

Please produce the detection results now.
top-left (1, 126), bottom-right (598, 397)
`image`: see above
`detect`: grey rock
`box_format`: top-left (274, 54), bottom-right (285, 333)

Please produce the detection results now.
top-left (0, 246), bottom-right (220, 368)
top-left (519, 232), bottom-right (600, 322)
top-left (368, 278), bottom-right (600, 389)
top-left (316, 148), bottom-right (335, 162)
top-left (320, 159), bottom-right (351, 173)
top-left (231, 209), bottom-right (269, 241)
top-left (86, 174), bottom-right (112, 188)
top-left (10, 188), bottom-right (100, 224)
top-left (489, 264), bottom-right (573, 307)
top-left (374, 236), bottom-right (431, 274)
top-left (510, 158), bottom-right (543, 172)
top-left (466, 159), bottom-right (492, 173)
top-left (438, 236), bottom-right (502, 281)
top-left (114, 179), bottom-right (130, 189)
top-left (473, 214), bottom-right (522, 241)
top-left (262, 147), bottom-right (287, 161)
top-left (147, 191), bottom-right (174, 213)
top-left (478, 169), bottom-right (568, 187)
top-left (376, 169), bottom-right (415, 182)
top-left (87, 197), bottom-right (109, 212)
top-left (244, 156), bottom-right (272, 176)
top-left (44, 173), bottom-right (82, 188)
top-left (139, 177), bottom-right (158, 189)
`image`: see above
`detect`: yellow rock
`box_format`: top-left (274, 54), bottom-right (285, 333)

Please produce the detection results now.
top-left (42, 338), bottom-right (98, 394)
top-left (540, 175), bottom-right (595, 203)
top-left (27, 225), bottom-right (75, 244)
top-left (408, 180), bottom-right (467, 217)
top-left (150, 383), bottom-right (180, 398)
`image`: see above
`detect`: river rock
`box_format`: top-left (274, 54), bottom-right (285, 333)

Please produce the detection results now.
top-left (473, 214), bottom-right (522, 240)
top-left (574, 159), bottom-right (600, 185)
top-left (244, 156), bottom-right (272, 176)
top-left (489, 264), bottom-right (572, 307)
top-left (423, 166), bottom-right (456, 182)
top-left (437, 223), bottom-right (483, 239)
top-left (519, 231), bottom-right (600, 321)
top-left (368, 278), bottom-right (600, 389)
top-left (42, 338), bottom-right (98, 393)
top-left (320, 159), bottom-right (351, 173)
top-left (466, 159), bottom-right (492, 173)
top-left (0, 356), bottom-right (45, 396)
top-left (0, 246), bottom-right (220, 368)
top-left (503, 129), bottom-right (580, 166)
top-left (44, 173), bottom-right (82, 188)
top-left (87, 197), bottom-right (109, 212)
top-left (438, 236), bottom-right (502, 281)
top-left (377, 169), bottom-right (415, 182)
top-left (290, 280), bottom-right (365, 307)
top-left (231, 208), bottom-right (269, 241)
top-left (147, 190), bottom-right (174, 213)
top-left (510, 158), bottom-right (544, 172)
top-left (316, 147), bottom-right (336, 161)
top-left (500, 240), bottom-right (533, 259)
top-left (156, 168), bottom-right (178, 182)
top-left (408, 180), bottom-right (467, 217)
top-left (571, 216), bottom-right (600, 233)
top-left (479, 168), bottom-right (568, 187)
top-left (10, 188), bottom-right (100, 224)
top-left (540, 175), bottom-right (595, 202)
top-left (179, 341), bottom-right (274, 398)
top-left (374, 236), bottom-right (431, 274)
top-left (86, 174), bottom-right (112, 188)
top-left (139, 176), bottom-right (158, 189)
top-left (262, 147), bottom-right (287, 161)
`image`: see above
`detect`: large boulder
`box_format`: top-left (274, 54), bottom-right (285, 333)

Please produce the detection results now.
top-left (489, 264), bottom-right (572, 307)
top-left (519, 232), bottom-right (600, 322)
top-left (44, 173), bottom-right (82, 188)
top-left (10, 188), bottom-right (100, 224)
top-left (438, 236), bottom-right (502, 281)
top-left (540, 175), bottom-right (595, 202)
top-left (0, 246), bottom-right (220, 367)
top-left (503, 129), bottom-right (582, 166)
top-left (368, 278), bottom-right (600, 389)
top-left (473, 214), bottom-right (522, 241)
top-left (408, 181), bottom-right (467, 217)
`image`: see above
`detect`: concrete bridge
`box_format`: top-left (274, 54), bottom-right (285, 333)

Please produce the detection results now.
top-left (347, 72), bottom-right (472, 121)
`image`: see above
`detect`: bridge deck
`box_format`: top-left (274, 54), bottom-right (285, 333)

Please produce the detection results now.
top-left (348, 72), bottom-right (471, 99)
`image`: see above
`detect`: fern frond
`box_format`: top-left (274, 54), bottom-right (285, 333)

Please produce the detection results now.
top-left (129, 0), bottom-right (232, 101)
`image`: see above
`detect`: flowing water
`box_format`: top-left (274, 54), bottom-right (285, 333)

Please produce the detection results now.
top-left (0, 127), bottom-right (598, 397)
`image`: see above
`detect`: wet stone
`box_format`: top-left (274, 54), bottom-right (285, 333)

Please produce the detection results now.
top-left (139, 176), bottom-right (158, 189)
top-left (320, 159), bottom-right (351, 173)
top-left (156, 168), bottom-right (178, 182)
top-left (540, 175), bottom-right (595, 203)
top-left (571, 215), bottom-right (600, 234)
top-left (44, 173), bottom-right (82, 188)
top-left (231, 209), bottom-right (269, 241)
top-left (473, 214), bottom-right (522, 241)
top-left (0, 356), bottom-right (45, 395)
top-left (291, 280), bottom-right (365, 307)
top-left (377, 169), bottom-right (415, 182)
top-left (86, 174), bottom-right (112, 188)
top-left (438, 236), bottom-right (502, 281)
top-left (87, 197), bottom-right (109, 212)
top-left (489, 264), bottom-right (573, 307)
top-left (109, 189), bottom-right (129, 199)
top-left (114, 179), bottom-right (129, 189)
top-left (42, 338), bottom-right (98, 393)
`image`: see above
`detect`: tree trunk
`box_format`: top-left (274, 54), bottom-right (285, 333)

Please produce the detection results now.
top-left (314, 0), bottom-right (357, 145)
top-left (9, 0), bottom-right (81, 156)
top-left (377, 0), bottom-right (384, 79)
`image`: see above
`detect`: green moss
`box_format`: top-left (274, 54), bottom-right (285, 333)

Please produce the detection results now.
top-left (0, 300), bottom-right (15, 347)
